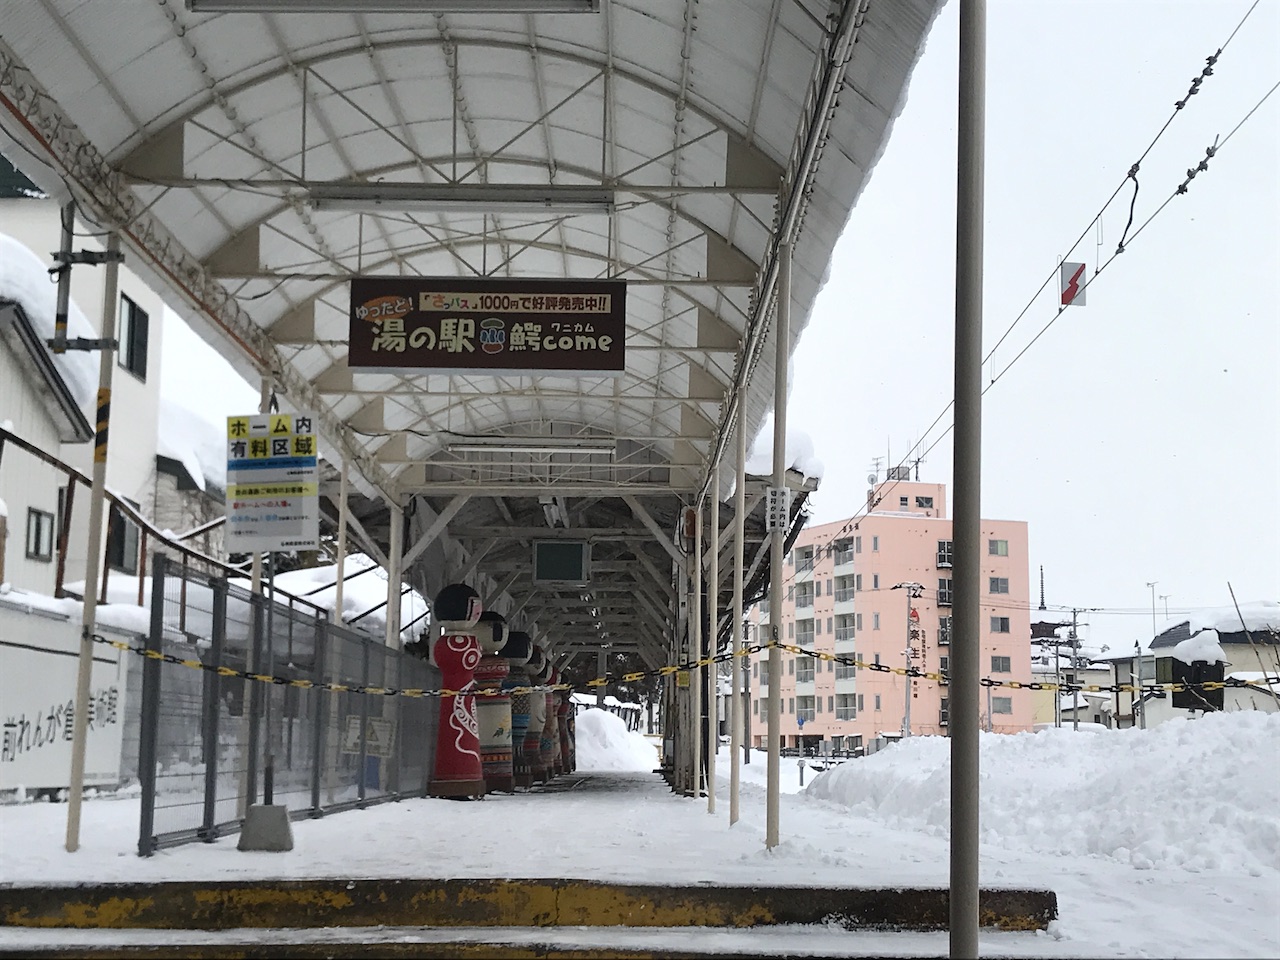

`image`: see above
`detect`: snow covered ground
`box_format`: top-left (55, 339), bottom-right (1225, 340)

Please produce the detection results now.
top-left (1, 709), bottom-right (1277, 958)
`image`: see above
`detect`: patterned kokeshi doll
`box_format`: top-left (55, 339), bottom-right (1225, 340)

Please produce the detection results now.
top-left (522, 645), bottom-right (549, 785)
top-left (501, 631), bottom-right (534, 790)
top-left (540, 665), bottom-right (561, 780)
top-left (473, 610), bottom-right (513, 794)
top-left (428, 583), bottom-right (484, 798)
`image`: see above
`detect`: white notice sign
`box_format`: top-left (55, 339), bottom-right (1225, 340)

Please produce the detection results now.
top-left (226, 411), bottom-right (320, 552)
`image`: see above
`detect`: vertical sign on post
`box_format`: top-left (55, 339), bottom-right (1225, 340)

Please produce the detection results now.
top-left (226, 412), bottom-right (320, 553)
top-left (765, 487), bottom-right (792, 532)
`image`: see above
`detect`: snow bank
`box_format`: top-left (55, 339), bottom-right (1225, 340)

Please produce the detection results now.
top-left (1172, 631), bottom-right (1228, 665)
top-left (157, 401), bottom-right (231, 492)
top-left (1157, 601), bottom-right (1279, 638)
top-left (804, 712), bottom-right (1280, 874)
top-left (573, 708), bottom-right (659, 772)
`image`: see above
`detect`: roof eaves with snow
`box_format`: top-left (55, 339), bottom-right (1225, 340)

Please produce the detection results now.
top-left (0, 298), bottom-right (93, 443)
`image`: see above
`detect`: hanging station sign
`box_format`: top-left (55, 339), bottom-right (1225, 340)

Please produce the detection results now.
top-left (347, 277), bottom-right (627, 375)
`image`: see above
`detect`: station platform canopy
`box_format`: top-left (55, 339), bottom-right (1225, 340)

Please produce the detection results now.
top-left (0, 0), bottom-right (942, 667)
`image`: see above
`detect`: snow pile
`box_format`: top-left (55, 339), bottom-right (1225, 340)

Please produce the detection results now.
top-left (0, 232), bottom-right (98, 409)
top-left (804, 712), bottom-right (1280, 874)
top-left (744, 413), bottom-right (825, 480)
top-left (573, 708), bottom-right (659, 772)
top-left (157, 400), bottom-right (230, 492)
top-left (1172, 631), bottom-right (1228, 665)
top-left (1156, 601), bottom-right (1280, 639)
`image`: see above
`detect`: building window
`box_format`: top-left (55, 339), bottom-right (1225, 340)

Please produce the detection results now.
top-left (835, 575), bottom-right (854, 602)
top-left (873, 653), bottom-right (881, 666)
top-left (25, 508), bottom-right (55, 562)
top-left (989, 577), bottom-right (1010, 594)
top-left (836, 660), bottom-right (857, 680)
top-left (855, 536), bottom-right (862, 554)
top-left (835, 614), bottom-right (854, 642)
top-left (106, 503), bottom-right (139, 575)
top-left (937, 539), bottom-right (953, 567)
top-left (857, 694), bottom-right (864, 712)
top-left (900, 495), bottom-right (909, 509)
top-left (796, 656), bottom-right (815, 683)
top-left (873, 612), bottom-right (881, 630)
top-left (992, 696), bottom-right (1013, 715)
top-left (990, 616), bottom-right (1011, 633)
top-left (826, 658), bottom-right (833, 673)
top-left (796, 696), bottom-right (815, 723)
top-left (760, 598), bottom-right (770, 616)
top-left (753, 700), bottom-right (758, 716)
top-left (826, 578), bottom-right (832, 596)
top-left (940, 655), bottom-right (949, 676)
top-left (814, 580), bottom-right (822, 598)
top-left (938, 578), bottom-right (954, 606)
top-left (916, 496), bottom-right (934, 509)
top-left (855, 613), bottom-right (863, 632)
top-left (836, 694), bottom-right (857, 720)
top-left (855, 573), bottom-right (863, 592)
top-left (939, 698), bottom-right (949, 726)
top-left (989, 538), bottom-right (1009, 556)
top-left (787, 585), bottom-right (794, 602)
top-left (796, 620), bottom-right (815, 646)
top-left (118, 294), bottom-right (150, 381)
top-left (874, 694), bottom-right (881, 711)
top-left (788, 698), bottom-right (794, 715)
top-left (760, 661), bottom-right (770, 686)
top-left (815, 618), bottom-right (822, 636)
top-left (872, 536), bottom-right (879, 552)
top-left (834, 540), bottom-right (855, 565)
top-left (796, 582), bottom-right (814, 608)
top-left (753, 663), bottom-right (758, 679)
top-left (816, 696), bottom-right (823, 715)
top-left (796, 546), bottom-right (814, 572)
top-left (991, 655), bottom-right (1012, 673)
top-left (938, 615), bottom-right (952, 645)
top-left (872, 574), bottom-right (880, 590)
top-left (827, 695), bottom-right (834, 713)
top-left (827, 616), bottom-right (833, 633)
top-left (788, 657), bottom-right (795, 676)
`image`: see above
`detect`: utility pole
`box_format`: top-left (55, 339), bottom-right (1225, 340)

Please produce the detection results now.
top-left (892, 582), bottom-right (924, 737)
top-left (1143, 581), bottom-right (1158, 731)
top-left (1070, 609), bottom-right (1079, 733)
top-left (1160, 594), bottom-right (1171, 619)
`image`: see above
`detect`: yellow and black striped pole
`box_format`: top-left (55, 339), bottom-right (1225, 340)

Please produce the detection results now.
top-left (67, 232), bottom-right (121, 854)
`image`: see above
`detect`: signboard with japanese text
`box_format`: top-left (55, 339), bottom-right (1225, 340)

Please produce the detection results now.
top-left (225, 411), bottom-right (320, 553)
top-left (0, 604), bottom-right (128, 791)
top-left (347, 277), bottom-right (627, 375)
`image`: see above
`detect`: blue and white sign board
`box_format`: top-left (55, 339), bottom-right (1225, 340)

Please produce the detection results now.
top-left (226, 411), bottom-right (320, 553)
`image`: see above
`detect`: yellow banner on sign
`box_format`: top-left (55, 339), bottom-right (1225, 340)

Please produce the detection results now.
top-left (227, 416), bottom-right (250, 440)
top-left (270, 414), bottom-right (293, 436)
top-left (676, 671), bottom-right (690, 688)
top-left (227, 482), bottom-right (319, 499)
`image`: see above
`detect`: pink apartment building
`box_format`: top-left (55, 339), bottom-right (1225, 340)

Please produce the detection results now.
top-left (745, 478), bottom-right (1032, 752)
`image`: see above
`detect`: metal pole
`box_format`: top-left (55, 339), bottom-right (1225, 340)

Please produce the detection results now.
top-left (65, 231), bottom-right (121, 853)
top-left (333, 459), bottom-right (349, 624)
top-left (202, 577), bottom-right (227, 841)
top-left (136, 554), bottom-right (168, 857)
top-left (707, 464), bottom-right (719, 814)
top-left (596, 649), bottom-right (606, 707)
top-left (1071, 609), bottom-right (1079, 733)
top-left (729, 414), bottom-right (746, 825)
top-left (385, 501), bottom-right (403, 647)
top-left (766, 241), bottom-right (791, 850)
top-left (51, 201), bottom-right (73, 352)
top-left (263, 552), bottom-right (275, 806)
top-left (691, 500), bottom-right (703, 798)
top-left (950, 0), bottom-right (986, 954)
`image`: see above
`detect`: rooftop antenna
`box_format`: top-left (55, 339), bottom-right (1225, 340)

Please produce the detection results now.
top-left (911, 452), bottom-right (926, 481)
top-left (870, 457), bottom-right (884, 483)
top-left (1039, 565), bottom-right (1046, 611)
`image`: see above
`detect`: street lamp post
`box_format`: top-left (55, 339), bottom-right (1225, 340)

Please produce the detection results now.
top-left (891, 582), bottom-right (924, 738)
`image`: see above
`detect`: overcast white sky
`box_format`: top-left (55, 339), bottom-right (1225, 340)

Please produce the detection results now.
top-left (787, 0), bottom-right (1279, 652)
top-left (164, 0), bottom-right (1279, 655)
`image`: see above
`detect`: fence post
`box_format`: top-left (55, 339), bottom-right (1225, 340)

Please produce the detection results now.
top-left (358, 638), bottom-right (370, 806)
top-left (201, 576), bottom-right (227, 842)
top-left (391, 650), bottom-right (403, 799)
top-left (245, 594), bottom-right (265, 811)
top-left (137, 552), bottom-right (168, 857)
top-left (310, 616), bottom-right (327, 817)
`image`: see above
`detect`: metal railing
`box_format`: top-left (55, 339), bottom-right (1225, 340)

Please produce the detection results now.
top-left (135, 553), bottom-right (440, 855)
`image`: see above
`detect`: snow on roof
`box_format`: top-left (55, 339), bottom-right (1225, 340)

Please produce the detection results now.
top-left (0, 232), bottom-right (97, 409)
top-left (743, 413), bottom-right (825, 481)
top-left (1155, 601), bottom-right (1279, 640)
top-left (157, 400), bottom-right (229, 492)
top-left (1171, 632), bottom-right (1228, 665)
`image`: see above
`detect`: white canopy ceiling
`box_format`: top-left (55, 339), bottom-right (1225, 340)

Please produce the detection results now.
top-left (0, 0), bottom-right (942, 657)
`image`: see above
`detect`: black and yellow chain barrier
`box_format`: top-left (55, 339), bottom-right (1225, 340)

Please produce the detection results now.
top-left (91, 633), bottom-right (1279, 701)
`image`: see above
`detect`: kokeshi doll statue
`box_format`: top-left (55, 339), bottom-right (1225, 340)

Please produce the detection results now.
top-left (473, 610), bottom-right (512, 794)
top-left (522, 645), bottom-right (549, 785)
top-left (502, 631), bottom-right (533, 790)
top-left (540, 665), bottom-right (561, 780)
top-left (428, 583), bottom-right (484, 798)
